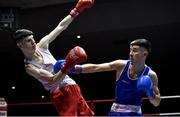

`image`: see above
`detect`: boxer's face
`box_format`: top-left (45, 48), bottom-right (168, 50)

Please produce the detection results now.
top-left (129, 45), bottom-right (148, 64)
top-left (17, 35), bottom-right (36, 53)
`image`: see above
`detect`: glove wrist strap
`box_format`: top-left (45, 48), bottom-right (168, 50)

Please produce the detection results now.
top-left (70, 8), bottom-right (79, 18)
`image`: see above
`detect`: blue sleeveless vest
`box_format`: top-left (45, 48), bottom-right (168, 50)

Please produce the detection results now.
top-left (115, 60), bottom-right (150, 106)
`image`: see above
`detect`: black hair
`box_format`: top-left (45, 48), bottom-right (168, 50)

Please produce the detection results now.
top-left (130, 39), bottom-right (151, 53)
top-left (13, 29), bottom-right (33, 42)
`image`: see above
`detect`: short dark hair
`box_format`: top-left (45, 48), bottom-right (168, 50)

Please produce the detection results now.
top-left (130, 39), bottom-right (151, 52)
top-left (13, 29), bottom-right (33, 42)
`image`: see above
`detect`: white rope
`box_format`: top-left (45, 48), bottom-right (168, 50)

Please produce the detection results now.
top-left (160, 112), bottom-right (180, 115)
top-left (7, 95), bottom-right (180, 106)
top-left (161, 95), bottom-right (180, 99)
top-left (144, 112), bottom-right (180, 116)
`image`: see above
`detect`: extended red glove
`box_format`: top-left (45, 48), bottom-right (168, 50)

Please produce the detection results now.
top-left (70, 0), bottom-right (94, 18)
top-left (60, 46), bottom-right (87, 74)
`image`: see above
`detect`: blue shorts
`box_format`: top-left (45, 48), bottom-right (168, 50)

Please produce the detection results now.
top-left (108, 111), bottom-right (142, 116)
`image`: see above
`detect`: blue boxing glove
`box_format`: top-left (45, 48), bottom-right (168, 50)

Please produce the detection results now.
top-left (54, 59), bottom-right (65, 74)
top-left (137, 75), bottom-right (155, 99)
top-left (54, 59), bottom-right (82, 74)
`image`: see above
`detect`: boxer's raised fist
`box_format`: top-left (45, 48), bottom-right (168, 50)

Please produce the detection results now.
top-left (70, 0), bottom-right (94, 18)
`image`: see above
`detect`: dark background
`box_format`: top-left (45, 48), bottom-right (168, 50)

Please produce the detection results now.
top-left (1, 0), bottom-right (180, 116)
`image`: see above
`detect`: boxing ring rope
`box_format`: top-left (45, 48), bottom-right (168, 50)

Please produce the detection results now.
top-left (7, 95), bottom-right (180, 116)
top-left (8, 95), bottom-right (180, 105)
top-left (144, 112), bottom-right (180, 116)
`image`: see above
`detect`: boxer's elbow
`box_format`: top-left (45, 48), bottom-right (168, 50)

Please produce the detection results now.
top-left (150, 96), bottom-right (161, 107)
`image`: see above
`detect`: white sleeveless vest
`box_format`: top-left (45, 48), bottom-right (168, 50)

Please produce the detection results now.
top-left (25, 47), bottom-right (76, 93)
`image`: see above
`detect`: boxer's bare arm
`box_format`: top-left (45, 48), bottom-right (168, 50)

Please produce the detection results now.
top-left (25, 64), bottom-right (66, 84)
top-left (37, 15), bottom-right (74, 50)
top-left (149, 71), bottom-right (161, 107)
top-left (80, 60), bottom-right (126, 73)
top-left (37, 0), bottom-right (94, 50)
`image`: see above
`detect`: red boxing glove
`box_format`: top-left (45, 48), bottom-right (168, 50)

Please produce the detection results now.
top-left (61, 46), bottom-right (87, 74)
top-left (70, 0), bottom-right (94, 18)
